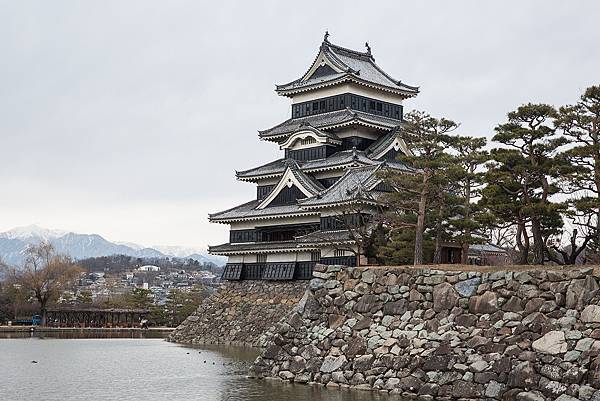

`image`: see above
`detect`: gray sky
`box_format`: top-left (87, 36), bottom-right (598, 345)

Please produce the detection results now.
top-left (1, 1), bottom-right (599, 249)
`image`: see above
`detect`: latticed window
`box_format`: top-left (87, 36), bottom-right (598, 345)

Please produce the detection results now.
top-left (311, 250), bottom-right (321, 262)
top-left (257, 254), bottom-right (267, 263)
top-left (300, 137), bottom-right (317, 146)
top-left (334, 249), bottom-right (345, 257)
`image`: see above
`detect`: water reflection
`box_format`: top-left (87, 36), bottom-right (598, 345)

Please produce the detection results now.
top-left (0, 338), bottom-right (397, 401)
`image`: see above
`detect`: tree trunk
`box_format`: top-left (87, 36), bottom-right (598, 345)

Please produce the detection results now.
top-left (40, 304), bottom-right (47, 326)
top-left (36, 293), bottom-right (48, 326)
top-left (530, 217), bottom-right (545, 265)
top-left (414, 174), bottom-right (429, 265)
top-left (461, 178), bottom-right (472, 264)
top-left (433, 200), bottom-right (445, 264)
top-left (516, 221), bottom-right (529, 265)
top-left (461, 243), bottom-right (470, 265)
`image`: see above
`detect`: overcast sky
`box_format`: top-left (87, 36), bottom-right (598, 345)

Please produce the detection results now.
top-left (1, 1), bottom-right (599, 249)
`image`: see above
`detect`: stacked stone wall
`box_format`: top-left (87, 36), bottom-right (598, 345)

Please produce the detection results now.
top-left (168, 280), bottom-right (307, 347)
top-left (250, 265), bottom-right (600, 401)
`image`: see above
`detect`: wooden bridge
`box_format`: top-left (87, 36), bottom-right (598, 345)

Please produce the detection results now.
top-left (45, 307), bottom-right (149, 328)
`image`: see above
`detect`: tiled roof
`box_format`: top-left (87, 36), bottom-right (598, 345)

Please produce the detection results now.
top-left (275, 38), bottom-right (419, 97)
top-left (469, 244), bottom-right (508, 254)
top-left (286, 160), bottom-right (325, 194)
top-left (296, 230), bottom-right (354, 245)
top-left (237, 149), bottom-right (377, 180)
top-left (214, 161), bottom-right (413, 221)
top-left (237, 149), bottom-right (413, 181)
top-left (298, 165), bottom-right (384, 208)
top-left (209, 240), bottom-right (319, 255)
top-left (258, 109), bottom-right (401, 140)
top-left (236, 159), bottom-right (287, 179)
top-left (209, 200), bottom-right (319, 223)
top-left (365, 128), bottom-right (400, 157)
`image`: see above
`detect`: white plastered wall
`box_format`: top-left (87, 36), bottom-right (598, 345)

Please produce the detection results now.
top-left (266, 251), bottom-right (312, 263)
top-left (291, 83), bottom-right (405, 105)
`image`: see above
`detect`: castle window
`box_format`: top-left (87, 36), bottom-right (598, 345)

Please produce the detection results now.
top-left (300, 137), bottom-right (317, 146)
top-left (334, 249), bottom-right (345, 257)
top-left (311, 250), bottom-right (321, 262)
top-left (257, 254), bottom-right (267, 263)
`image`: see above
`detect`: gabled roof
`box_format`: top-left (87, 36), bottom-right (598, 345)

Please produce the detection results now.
top-left (256, 161), bottom-right (325, 209)
top-left (298, 164), bottom-right (386, 209)
top-left (279, 125), bottom-right (341, 149)
top-left (275, 34), bottom-right (419, 98)
top-left (213, 158), bottom-right (414, 222)
top-left (259, 108), bottom-right (401, 142)
top-left (237, 149), bottom-right (378, 181)
top-left (236, 148), bottom-right (413, 182)
top-left (366, 127), bottom-right (413, 159)
top-left (208, 199), bottom-right (319, 223)
top-left (289, 161), bottom-right (326, 194)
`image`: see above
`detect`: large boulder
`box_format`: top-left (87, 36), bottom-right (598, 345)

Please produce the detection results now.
top-left (589, 356), bottom-right (600, 388)
top-left (469, 291), bottom-right (499, 314)
top-left (508, 361), bottom-right (539, 389)
top-left (320, 355), bottom-right (347, 373)
top-left (452, 381), bottom-right (484, 398)
top-left (581, 305), bottom-right (600, 323)
top-left (382, 299), bottom-right (408, 315)
top-left (353, 294), bottom-right (382, 314)
top-left (353, 354), bottom-right (374, 371)
top-left (288, 356), bottom-right (306, 373)
top-left (454, 277), bottom-right (481, 297)
top-left (532, 331), bottom-right (568, 355)
top-left (423, 355), bottom-right (453, 371)
top-left (346, 335), bottom-right (367, 357)
top-left (433, 282), bottom-right (460, 312)
top-left (566, 276), bottom-right (599, 310)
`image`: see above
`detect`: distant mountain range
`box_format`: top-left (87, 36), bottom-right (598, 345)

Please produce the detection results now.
top-left (0, 225), bottom-right (225, 268)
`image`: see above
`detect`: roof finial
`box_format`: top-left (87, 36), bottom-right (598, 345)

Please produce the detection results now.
top-left (365, 42), bottom-right (371, 55)
top-left (324, 31), bottom-right (330, 42)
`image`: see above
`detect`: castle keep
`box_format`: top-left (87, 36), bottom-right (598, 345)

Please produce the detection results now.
top-left (209, 34), bottom-right (418, 280)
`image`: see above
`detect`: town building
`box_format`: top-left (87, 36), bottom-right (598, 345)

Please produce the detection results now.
top-left (209, 33), bottom-right (418, 280)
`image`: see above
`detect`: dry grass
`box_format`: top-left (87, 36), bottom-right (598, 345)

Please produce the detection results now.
top-left (361, 264), bottom-right (600, 274)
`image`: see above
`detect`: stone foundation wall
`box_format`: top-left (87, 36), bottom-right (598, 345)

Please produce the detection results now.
top-left (250, 265), bottom-right (600, 401)
top-left (168, 280), bottom-right (308, 347)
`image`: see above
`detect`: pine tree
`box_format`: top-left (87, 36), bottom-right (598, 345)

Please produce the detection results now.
top-left (446, 136), bottom-right (488, 263)
top-left (381, 111), bottom-right (458, 265)
top-left (484, 104), bottom-right (566, 264)
top-left (553, 85), bottom-right (600, 263)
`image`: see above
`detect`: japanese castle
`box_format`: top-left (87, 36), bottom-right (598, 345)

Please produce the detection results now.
top-left (210, 33), bottom-right (418, 280)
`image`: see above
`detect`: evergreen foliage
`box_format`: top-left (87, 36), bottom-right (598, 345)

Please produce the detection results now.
top-left (377, 85), bottom-right (600, 266)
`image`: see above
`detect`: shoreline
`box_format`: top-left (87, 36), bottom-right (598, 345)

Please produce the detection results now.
top-left (0, 326), bottom-right (175, 333)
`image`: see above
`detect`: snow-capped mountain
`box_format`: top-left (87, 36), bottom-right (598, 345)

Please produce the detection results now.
top-left (152, 245), bottom-right (206, 258)
top-left (0, 225), bottom-right (225, 268)
top-left (0, 224), bottom-right (68, 241)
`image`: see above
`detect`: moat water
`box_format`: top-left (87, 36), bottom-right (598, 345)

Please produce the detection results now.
top-left (0, 333), bottom-right (398, 401)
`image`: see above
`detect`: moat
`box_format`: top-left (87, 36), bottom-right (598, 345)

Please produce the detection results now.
top-left (0, 335), bottom-right (395, 401)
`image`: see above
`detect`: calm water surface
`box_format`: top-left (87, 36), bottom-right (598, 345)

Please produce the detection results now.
top-left (0, 334), bottom-right (399, 401)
